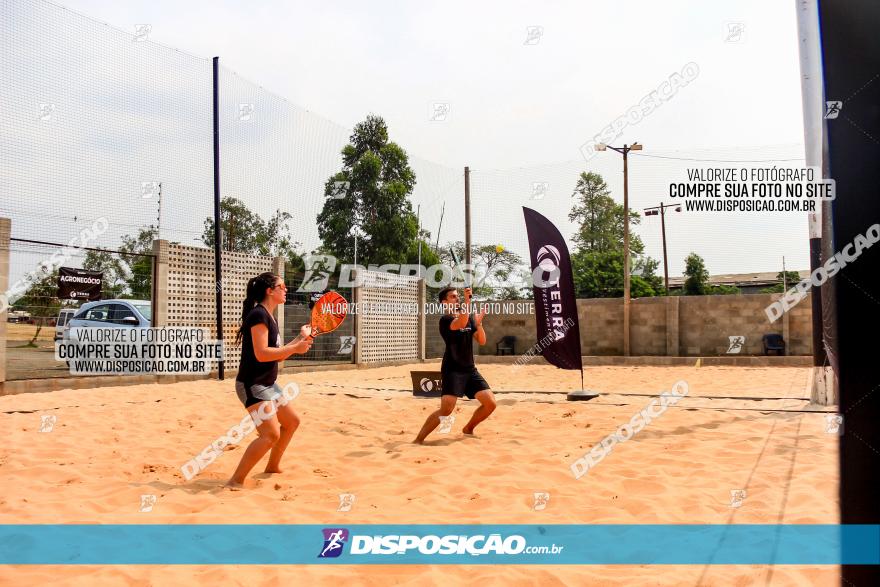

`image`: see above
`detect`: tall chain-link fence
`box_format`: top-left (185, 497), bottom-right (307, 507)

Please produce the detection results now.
top-left (2, 0), bottom-right (819, 382)
top-left (283, 269), bottom-right (355, 366)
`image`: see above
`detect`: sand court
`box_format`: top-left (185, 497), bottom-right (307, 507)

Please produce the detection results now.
top-left (0, 364), bottom-right (839, 585)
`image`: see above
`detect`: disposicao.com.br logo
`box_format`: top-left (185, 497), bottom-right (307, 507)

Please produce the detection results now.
top-left (318, 528), bottom-right (563, 558)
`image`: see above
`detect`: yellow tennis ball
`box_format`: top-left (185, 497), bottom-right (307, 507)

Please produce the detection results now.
top-left (495, 244), bottom-right (504, 253)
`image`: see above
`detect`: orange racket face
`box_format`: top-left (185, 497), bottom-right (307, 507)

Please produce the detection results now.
top-left (310, 291), bottom-right (348, 336)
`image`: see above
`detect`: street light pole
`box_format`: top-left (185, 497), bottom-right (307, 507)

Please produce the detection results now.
top-left (622, 147), bottom-right (630, 356)
top-left (416, 204), bottom-right (422, 277)
top-left (644, 202), bottom-right (681, 295)
top-left (659, 202), bottom-right (667, 293)
top-left (596, 142), bottom-right (642, 356)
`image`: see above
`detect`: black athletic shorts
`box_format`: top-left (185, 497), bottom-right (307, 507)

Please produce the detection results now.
top-left (441, 368), bottom-right (490, 399)
top-left (235, 380), bottom-right (283, 408)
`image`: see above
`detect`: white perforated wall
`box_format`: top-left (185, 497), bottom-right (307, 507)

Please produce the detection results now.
top-left (357, 270), bottom-right (420, 364)
top-left (163, 242), bottom-right (276, 372)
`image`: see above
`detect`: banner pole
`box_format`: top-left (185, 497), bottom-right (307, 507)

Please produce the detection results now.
top-left (521, 206), bottom-right (597, 401)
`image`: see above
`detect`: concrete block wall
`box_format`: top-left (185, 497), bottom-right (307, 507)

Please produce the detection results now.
top-left (579, 298), bottom-right (622, 355)
top-left (677, 293), bottom-right (809, 356)
top-left (152, 240), bottom-right (282, 373)
top-left (475, 293), bottom-right (813, 357)
top-left (788, 298), bottom-right (814, 356)
top-left (630, 297), bottom-right (668, 356)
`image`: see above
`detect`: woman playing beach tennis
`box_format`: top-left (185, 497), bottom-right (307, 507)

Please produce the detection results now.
top-left (227, 272), bottom-right (313, 489)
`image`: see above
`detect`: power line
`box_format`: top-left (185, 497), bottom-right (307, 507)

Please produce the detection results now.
top-left (631, 153), bottom-right (805, 163)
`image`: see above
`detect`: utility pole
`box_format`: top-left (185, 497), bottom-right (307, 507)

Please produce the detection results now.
top-left (623, 151), bottom-right (629, 346)
top-left (416, 204), bottom-right (421, 277)
top-left (644, 202), bottom-right (681, 294)
top-left (464, 166), bottom-right (471, 269)
top-left (435, 202), bottom-right (445, 253)
top-left (595, 142), bottom-right (642, 355)
top-left (782, 256), bottom-right (787, 291)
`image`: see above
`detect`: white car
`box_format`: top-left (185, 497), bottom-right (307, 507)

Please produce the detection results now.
top-left (54, 308), bottom-right (78, 341)
top-left (63, 299), bottom-right (152, 341)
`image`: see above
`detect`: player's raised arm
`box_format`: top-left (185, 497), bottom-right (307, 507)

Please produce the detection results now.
top-left (448, 287), bottom-right (472, 330)
top-left (473, 309), bottom-right (487, 345)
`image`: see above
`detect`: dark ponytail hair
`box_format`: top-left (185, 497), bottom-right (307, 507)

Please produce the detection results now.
top-left (236, 272), bottom-right (279, 345)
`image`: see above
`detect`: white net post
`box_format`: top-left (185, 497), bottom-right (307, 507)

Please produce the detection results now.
top-left (418, 278), bottom-right (426, 361)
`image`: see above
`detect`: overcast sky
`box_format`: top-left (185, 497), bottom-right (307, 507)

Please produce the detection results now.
top-left (56, 0), bottom-right (805, 167)
top-left (5, 0), bottom-right (812, 280)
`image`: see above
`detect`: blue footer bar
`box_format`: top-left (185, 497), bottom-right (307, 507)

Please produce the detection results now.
top-left (0, 525), bottom-right (877, 565)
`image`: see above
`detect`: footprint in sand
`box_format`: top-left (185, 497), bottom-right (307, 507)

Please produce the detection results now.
top-left (345, 451), bottom-right (374, 458)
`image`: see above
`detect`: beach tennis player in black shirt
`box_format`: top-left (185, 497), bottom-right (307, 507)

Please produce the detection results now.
top-left (227, 272), bottom-right (313, 489)
top-left (414, 286), bottom-right (497, 443)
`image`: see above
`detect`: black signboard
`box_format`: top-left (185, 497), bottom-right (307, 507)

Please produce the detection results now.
top-left (57, 267), bottom-right (102, 301)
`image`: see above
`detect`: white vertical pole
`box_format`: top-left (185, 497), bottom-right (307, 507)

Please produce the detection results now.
top-left (416, 204), bottom-right (422, 277)
top-left (157, 182), bottom-right (163, 241)
top-left (796, 0), bottom-right (834, 404)
top-left (796, 0), bottom-right (823, 239)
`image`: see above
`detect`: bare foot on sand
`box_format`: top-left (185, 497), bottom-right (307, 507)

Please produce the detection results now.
top-left (263, 467), bottom-right (283, 474)
top-left (225, 479), bottom-right (246, 490)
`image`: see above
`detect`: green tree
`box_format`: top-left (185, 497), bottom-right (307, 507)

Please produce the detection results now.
top-left (683, 253), bottom-right (710, 295)
top-left (568, 171), bottom-right (660, 298)
top-left (80, 226), bottom-right (160, 300)
top-left (569, 171), bottom-right (644, 254)
top-left (10, 271), bottom-right (61, 346)
top-left (82, 238), bottom-right (153, 299)
top-left (572, 250), bottom-right (659, 298)
top-left (439, 241), bottom-right (529, 300)
top-left (117, 226), bottom-right (157, 299)
top-left (11, 227), bottom-right (156, 345)
top-left (634, 255), bottom-right (664, 295)
top-left (759, 270), bottom-right (802, 293)
top-left (202, 197), bottom-right (303, 268)
top-left (316, 114), bottom-right (419, 266)
top-left (709, 283), bottom-right (741, 295)
top-left (406, 226), bottom-right (441, 270)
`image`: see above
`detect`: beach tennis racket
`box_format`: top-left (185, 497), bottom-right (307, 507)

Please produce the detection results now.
top-left (308, 290), bottom-right (348, 338)
top-left (449, 247), bottom-right (471, 288)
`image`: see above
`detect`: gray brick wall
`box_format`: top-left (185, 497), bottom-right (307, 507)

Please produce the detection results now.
top-left (474, 293), bottom-right (812, 357)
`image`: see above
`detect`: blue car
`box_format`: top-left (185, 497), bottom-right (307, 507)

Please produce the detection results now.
top-left (63, 299), bottom-right (152, 341)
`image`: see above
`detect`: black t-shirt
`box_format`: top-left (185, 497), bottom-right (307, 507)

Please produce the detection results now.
top-left (440, 314), bottom-right (476, 372)
top-left (236, 304), bottom-right (280, 386)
